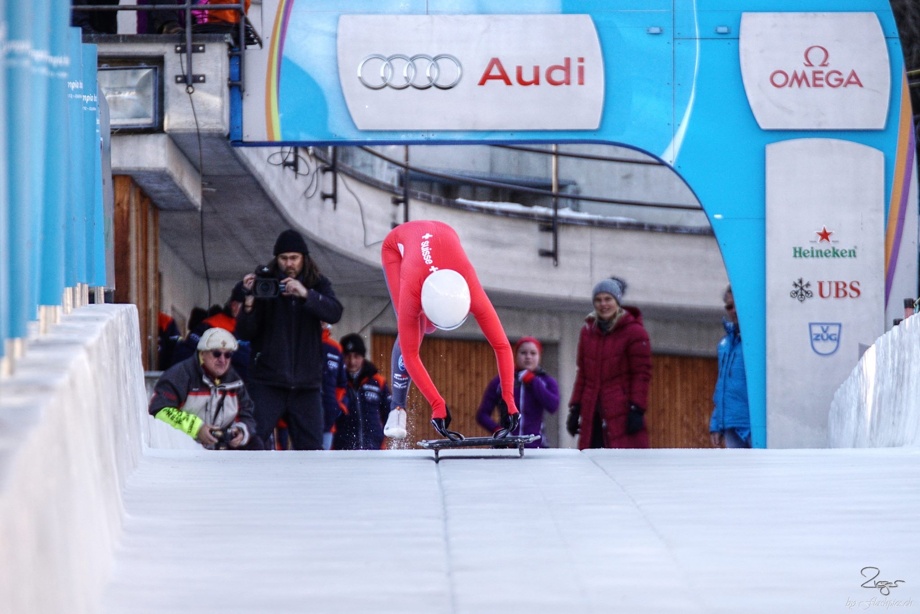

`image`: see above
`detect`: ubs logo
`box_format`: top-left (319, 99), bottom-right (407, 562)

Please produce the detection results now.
top-left (770, 46), bottom-right (863, 89)
top-left (790, 278), bottom-right (861, 301)
top-left (810, 322), bottom-right (842, 356)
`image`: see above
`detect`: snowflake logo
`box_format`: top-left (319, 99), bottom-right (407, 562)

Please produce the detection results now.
top-left (790, 278), bottom-right (813, 303)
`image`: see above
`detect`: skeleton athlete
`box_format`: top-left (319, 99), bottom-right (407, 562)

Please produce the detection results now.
top-left (381, 220), bottom-right (520, 440)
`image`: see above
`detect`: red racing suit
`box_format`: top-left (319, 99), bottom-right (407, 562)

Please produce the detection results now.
top-left (381, 220), bottom-right (519, 419)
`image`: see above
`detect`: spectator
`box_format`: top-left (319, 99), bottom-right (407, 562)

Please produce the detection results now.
top-left (320, 323), bottom-right (347, 449)
top-left (173, 295), bottom-right (250, 380)
top-left (709, 285), bottom-right (752, 448)
top-left (381, 220), bottom-right (519, 441)
top-left (148, 327), bottom-right (259, 450)
top-left (156, 311), bottom-right (181, 371)
top-left (566, 277), bottom-right (652, 449)
top-left (71, 0), bottom-right (119, 35)
top-left (273, 322), bottom-right (346, 451)
top-left (137, 0), bottom-right (252, 34)
top-left (333, 333), bottom-right (389, 450)
top-left (187, 306), bottom-right (208, 336)
top-left (476, 336), bottom-right (560, 447)
top-left (236, 229), bottom-right (343, 450)
top-left (137, 0), bottom-right (186, 34)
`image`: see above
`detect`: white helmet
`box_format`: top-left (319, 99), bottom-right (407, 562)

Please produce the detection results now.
top-left (421, 269), bottom-right (471, 331)
top-left (197, 327), bottom-right (239, 352)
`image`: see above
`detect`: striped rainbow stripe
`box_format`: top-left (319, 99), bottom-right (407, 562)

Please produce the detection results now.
top-left (265, 0), bottom-right (295, 140)
top-left (884, 72), bottom-right (916, 306)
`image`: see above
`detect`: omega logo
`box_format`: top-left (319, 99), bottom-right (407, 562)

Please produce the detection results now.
top-left (769, 46), bottom-right (863, 89)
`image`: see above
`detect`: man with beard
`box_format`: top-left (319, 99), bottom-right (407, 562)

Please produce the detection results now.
top-left (236, 229), bottom-right (343, 450)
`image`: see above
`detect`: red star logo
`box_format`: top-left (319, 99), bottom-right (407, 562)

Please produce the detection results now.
top-left (815, 226), bottom-right (833, 243)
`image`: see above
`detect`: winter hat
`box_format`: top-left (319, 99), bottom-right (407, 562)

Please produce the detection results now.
top-left (514, 336), bottom-right (543, 355)
top-left (197, 327), bottom-right (239, 352)
top-left (592, 276), bottom-right (626, 303)
top-left (273, 229), bottom-right (309, 256)
top-left (340, 333), bottom-right (367, 357)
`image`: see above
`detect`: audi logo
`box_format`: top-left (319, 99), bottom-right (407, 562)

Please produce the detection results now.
top-left (357, 54), bottom-right (463, 90)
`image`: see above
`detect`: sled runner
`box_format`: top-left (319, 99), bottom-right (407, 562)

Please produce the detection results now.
top-left (417, 434), bottom-right (540, 462)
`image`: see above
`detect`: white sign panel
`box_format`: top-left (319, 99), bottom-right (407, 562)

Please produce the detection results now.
top-left (740, 13), bottom-right (890, 130)
top-left (766, 139), bottom-right (884, 447)
top-left (337, 15), bottom-right (605, 131)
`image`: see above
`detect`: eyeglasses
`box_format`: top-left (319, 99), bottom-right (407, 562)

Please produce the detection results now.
top-left (210, 350), bottom-right (234, 359)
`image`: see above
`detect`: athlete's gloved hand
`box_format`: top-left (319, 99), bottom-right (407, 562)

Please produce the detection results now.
top-left (493, 411), bottom-right (520, 439)
top-left (431, 406), bottom-right (463, 441)
top-left (626, 403), bottom-right (646, 435)
top-left (566, 404), bottom-right (581, 437)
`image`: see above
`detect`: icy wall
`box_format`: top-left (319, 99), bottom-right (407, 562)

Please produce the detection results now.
top-left (829, 314), bottom-right (920, 447)
top-left (0, 305), bottom-right (147, 614)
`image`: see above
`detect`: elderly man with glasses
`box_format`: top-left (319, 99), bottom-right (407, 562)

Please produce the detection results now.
top-left (149, 327), bottom-right (259, 450)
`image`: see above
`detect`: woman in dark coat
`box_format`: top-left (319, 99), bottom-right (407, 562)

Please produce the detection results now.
top-left (566, 277), bottom-right (652, 449)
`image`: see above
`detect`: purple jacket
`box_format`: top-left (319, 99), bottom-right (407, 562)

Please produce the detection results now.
top-left (476, 370), bottom-right (560, 447)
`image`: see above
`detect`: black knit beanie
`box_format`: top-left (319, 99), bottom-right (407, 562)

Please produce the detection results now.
top-left (273, 229), bottom-right (309, 256)
top-left (340, 333), bottom-right (367, 357)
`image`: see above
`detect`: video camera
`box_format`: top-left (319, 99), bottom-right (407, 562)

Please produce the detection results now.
top-left (253, 265), bottom-right (286, 299)
top-left (210, 427), bottom-right (239, 450)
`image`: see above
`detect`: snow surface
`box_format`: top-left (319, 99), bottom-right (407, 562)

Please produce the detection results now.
top-left (100, 447), bottom-right (919, 614)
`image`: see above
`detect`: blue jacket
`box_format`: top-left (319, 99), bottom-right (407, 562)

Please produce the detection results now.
top-left (334, 361), bottom-right (390, 450)
top-left (710, 320), bottom-right (751, 437)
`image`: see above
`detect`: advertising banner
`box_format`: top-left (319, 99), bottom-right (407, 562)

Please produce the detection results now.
top-left (766, 139), bottom-right (884, 446)
top-left (236, 1), bottom-right (917, 447)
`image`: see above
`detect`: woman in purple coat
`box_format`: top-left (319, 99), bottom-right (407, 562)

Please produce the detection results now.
top-left (476, 337), bottom-right (560, 447)
top-left (566, 277), bottom-right (652, 449)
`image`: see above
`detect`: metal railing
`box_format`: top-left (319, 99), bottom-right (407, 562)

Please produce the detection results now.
top-left (71, 2), bottom-right (260, 92)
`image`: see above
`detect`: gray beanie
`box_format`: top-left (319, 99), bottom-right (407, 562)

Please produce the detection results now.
top-left (592, 277), bottom-right (626, 303)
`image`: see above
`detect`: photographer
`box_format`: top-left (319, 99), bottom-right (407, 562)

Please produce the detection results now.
top-left (236, 229), bottom-right (344, 450)
top-left (149, 328), bottom-right (258, 450)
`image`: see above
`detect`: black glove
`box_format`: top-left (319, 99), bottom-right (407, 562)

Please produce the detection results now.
top-left (566, 404), bottom-right (581, 437)
top-left (493, 412), bottom-right (520, 439)
top-left (431, 406), bottom-right (463, 441)
top-left (626, 403), bottom-right (645, 435)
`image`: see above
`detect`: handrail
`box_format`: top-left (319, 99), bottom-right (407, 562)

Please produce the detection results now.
top-left (307, 147), bottom-right (713, 237)
top-left (357, 146), bottom-right (703, 212)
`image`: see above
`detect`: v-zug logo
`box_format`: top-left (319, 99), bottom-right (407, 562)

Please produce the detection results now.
top-left (810, 322), bottom-right (842, 356)
top-left (770, 46), bottom-right (864, 89)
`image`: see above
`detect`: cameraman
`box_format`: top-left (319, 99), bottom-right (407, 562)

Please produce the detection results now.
top-left (236, 229), bottom-right (344, 450)
top-left (149, 328), bottom-right (258, 450)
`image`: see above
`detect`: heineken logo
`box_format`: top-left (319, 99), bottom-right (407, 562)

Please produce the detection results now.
top-left (792, 225), bottom-right (856, 258)
top-left (793, 246), bottom-right (857, 258)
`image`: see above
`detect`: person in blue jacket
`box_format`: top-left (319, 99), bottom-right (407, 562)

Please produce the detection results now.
top-left (334, 334), bottom-right (390, 450)
top-left (709, 286), bottom-right (752, 448)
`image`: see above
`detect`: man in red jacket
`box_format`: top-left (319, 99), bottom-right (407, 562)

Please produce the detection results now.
top-left (381, 220), bottom-right (519, 440)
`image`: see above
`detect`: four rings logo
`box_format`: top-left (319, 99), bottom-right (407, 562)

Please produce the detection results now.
top-left (357, 54), bottom-right (463, 90)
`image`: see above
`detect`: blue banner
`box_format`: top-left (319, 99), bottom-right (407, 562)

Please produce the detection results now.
top-left (4, 2), bottom-right (34, 338)
top-left (38, 0), bottom-right (71, 305)
top-left (66, 28), bottom-right (85, 288)
top-left (0, 0), bottom-right (9, 356)
top-left (83, 43), bottom-right (104, 288)
top-left (29, 0), bottom-right (50, 309)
